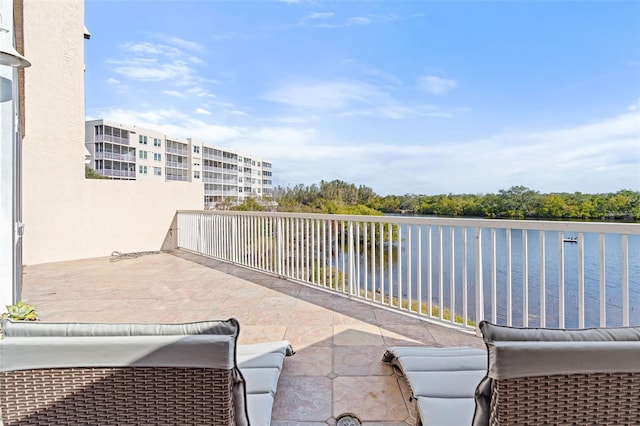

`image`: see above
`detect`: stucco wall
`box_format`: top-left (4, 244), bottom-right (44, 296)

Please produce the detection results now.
top-left (21, 0), bottom-right (203, 265)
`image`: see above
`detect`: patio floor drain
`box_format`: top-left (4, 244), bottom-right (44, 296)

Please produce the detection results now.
top-left (336, 414), bottom-right (362, 426)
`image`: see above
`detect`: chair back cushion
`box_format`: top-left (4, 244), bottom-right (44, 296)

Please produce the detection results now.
top-left (0, 318), bottom-right (250, 425)
top-left (473, 321), bottom-right (640, 426)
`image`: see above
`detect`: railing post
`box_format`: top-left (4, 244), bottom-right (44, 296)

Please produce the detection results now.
top-left (277, 217), bottom-right (284, 277)
top-left (348, 221), bottom-right (354, 297)
top-left (622, 234), bottom-right (629, 327)
top-left (231, 215), bottom-right (238, 264)
top-left (475, 227), bottom-right (484, 335)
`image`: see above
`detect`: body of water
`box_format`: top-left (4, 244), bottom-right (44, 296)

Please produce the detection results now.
top-left (335, 223), bottom-right (640, 328)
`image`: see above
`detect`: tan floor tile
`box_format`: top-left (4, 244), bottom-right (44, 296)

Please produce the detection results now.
top-left (238, 325), bottom-right (287, 344)
top-left (373, 309), bottom-right (426, 326)
top-left (333, 346), bottom-right (393, 377)
top-left (272, 376), bottom-right (333, 422)
top-left (333, 376), bottom-right (408, 421)
top-left (334, 309), bottom-right (377, 324)
top-left (243, 309), bottom-right (293, 326)
top-left (334, 324), bottom-right (384, 346)
top-left (426, 324), bottom-right (484, 348)
top-left (290, 307), bottom-right (335, 325)
top-left (284, 325), bottom-right (334, 349)
top-left (380, 324), bottom-right (437, 346)
top-left (396, 372), bottom-right (419, 424)
top-left (282, 346), bottom-right (333, 376)
top-left (257, 296), bottom-right (298, 311)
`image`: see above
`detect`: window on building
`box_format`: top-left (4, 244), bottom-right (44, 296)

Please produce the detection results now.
top-left (238, 177), bottom-right (243, 182)
top-left (194, 171), bottom-right (200, 179)
top-left (139, 150), bottom-right (148, 160)
top-left (139, 165), bottom-right (147, 174)
top-left (139, 135), bottom-right (148, 145)
top-left (154, 138), bottom-right (161, 147)
top-left (154, 167), bottom-right (162, 176)
top-left (193, 146), bottom-right (200, 154)
top-left (194, 162), bottom-right (200, 167)
top-left (154, 153), bottom-right (161, 161)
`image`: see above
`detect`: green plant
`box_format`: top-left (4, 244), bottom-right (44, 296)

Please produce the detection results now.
top-left (2, 301), bottom-right (39, 321)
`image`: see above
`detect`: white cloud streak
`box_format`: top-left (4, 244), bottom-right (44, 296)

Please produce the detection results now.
top-left (264, 78), bottom-right (458, 120)
top-left (418, 75), bottom-right (457, 95)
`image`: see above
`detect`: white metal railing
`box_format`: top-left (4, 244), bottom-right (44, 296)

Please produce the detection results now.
top-left (166, 174), bottom-right (188, 182)
top-left (94, 151), bottom-right (135, 162)
top-left (166, 147), bottom-right (188, 156)
top-left (203, 165), bottom-right (224, 172)
top-left (99, 169), bottom-right (135, 178)
top-left (94, 134), bottom-right (130, 146)
top-left (176, 211), bottom-right (640, 331)
top-left (166, 161), bottom-right (188, 169)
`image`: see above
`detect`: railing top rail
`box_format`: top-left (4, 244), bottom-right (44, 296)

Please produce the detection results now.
top-left (176, 210), bottom-right (640, 234)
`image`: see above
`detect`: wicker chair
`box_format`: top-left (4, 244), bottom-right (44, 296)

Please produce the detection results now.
top-left (475, 321), bottom-right (640, 426)
top-left (385, 322), bottom-right (640, 426)
top-left (0, 318), bottom-right (293, 426)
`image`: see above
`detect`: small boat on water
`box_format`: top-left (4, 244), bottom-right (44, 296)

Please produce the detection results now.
top-left (563, 236), bottom-right (578, 243)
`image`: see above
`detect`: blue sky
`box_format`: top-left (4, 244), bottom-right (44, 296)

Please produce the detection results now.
top-left (84, 0), bottom-right (640, 196)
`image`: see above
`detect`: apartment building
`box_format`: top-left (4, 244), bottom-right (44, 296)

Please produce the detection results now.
top-left (85, 119), bottom-right (273, 207)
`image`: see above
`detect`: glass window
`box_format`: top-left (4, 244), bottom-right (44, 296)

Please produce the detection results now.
top-left (154, 138), bottom-right (161, 147)
top-left (139, 165), bottom-right (147, 174)
top-left (139, 150), bottom-right (148, 160)
top-left (154, 167), bottom-right (162, 176)
top-left (193, 146), bottom-right (200, 154)
top-left (154, 153), bottom-right (161, 161)
top-left (139, 135), bottom-right (148, 145)
top-left (194, 171), bottom-right (200, 179)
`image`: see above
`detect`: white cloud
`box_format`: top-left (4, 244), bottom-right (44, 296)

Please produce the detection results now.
top-left (418, 75), bottom-right (457, 95)
top-left (106, 78), bottom-right (120, 85)
top-left (347, 16), bottom-right (372, 25)
top-left (163, 90), bottom-right (185, 98)
top-left (265, 79), bottom-right (383, 111)
top-left (304, 12), bottom-right (334, 20)
top-left (185, 87), bottom-right (215, 98)
top-left (162, 36), bottom-right (205, 52)
top-left (264, 78), bottom-right (459, 121)
top-left (313, 13), bottom-right (399, 29)
top-left (213, 32), bottom-right (238, 41)
top-left (268, 111), bottom-right (640, 195)
top-left (196, 108), bottom-right (211, 115)
top-left (100, 108), bottom-right (241, 144)
top-left (111, 58), bottom-right (194, 81)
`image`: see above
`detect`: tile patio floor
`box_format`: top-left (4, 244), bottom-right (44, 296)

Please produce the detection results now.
top-left (21, 249), bottom-right (484, 425)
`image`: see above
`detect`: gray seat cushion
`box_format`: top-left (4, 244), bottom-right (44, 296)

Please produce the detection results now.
top-left (418, 397), bottom-right (477, 426)
top-left (238, 341), bottom-right (293, 425)
top-left (383, 346), bottom-right (486, 426)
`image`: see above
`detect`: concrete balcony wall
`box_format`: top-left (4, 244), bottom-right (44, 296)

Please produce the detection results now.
top-left (21, 0), bottom-right (203, 265)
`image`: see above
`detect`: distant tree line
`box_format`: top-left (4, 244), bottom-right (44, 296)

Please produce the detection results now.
top-left (233, 180), bottom-right (640, 221)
